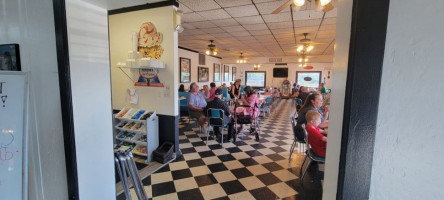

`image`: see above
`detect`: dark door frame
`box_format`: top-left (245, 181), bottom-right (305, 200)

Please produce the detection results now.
top-left (52, 0), bottom-right (390, 199)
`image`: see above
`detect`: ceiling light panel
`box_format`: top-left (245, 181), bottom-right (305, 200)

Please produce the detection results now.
top-left (182, 13), bottom-right (206, 23)
top-left (188, 21), bottom-right (217, 28)
top-left (255, 0), bottom-right (291, 15)
top-left (225, 5), bottom-right (259, 17)
top-left (211, 18), bottom-right (240, 27)
top-left (197, 9), bottom-right (231, 20)
top-left (235, 15), bottom-right (265, 25)
top-left (262, 13), bottom-right (292, 23)
top-left (179, 0), bottom-right (221, 11)
top-left (214, 0), bottom-right (252, 7)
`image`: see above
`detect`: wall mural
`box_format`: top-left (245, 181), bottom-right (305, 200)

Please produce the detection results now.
top-left (138, 22), bottom-right (164, 59)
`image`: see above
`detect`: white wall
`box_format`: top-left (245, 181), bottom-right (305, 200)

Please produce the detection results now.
top-left (178, 48), bottom-right (222, 89)
top-left (370, 0), bottom-right (444, 199)
top-left (0, 0), bottom-right (68, 199)
top-left (322, 0), bottom-right (353, 199)
top-left (65, 1), bottom-right (115, 199)
top-left (109, 6), bottom-right (179, 116)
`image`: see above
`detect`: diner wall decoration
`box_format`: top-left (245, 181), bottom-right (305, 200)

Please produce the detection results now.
top-left (0, 44), bottom-right (21, 71)
top-left (198, 67), bottom-right (209, 82)
top-left (223, 65), bottom-right (229, 82)
top-left (213, 63), bottom-right (220, 82)
top-left (180, 57), bottom-right (191, 83)
top-left (138, 22), bottom-right (164, 59)
top-left (232, 67), bottom-right (236, 81)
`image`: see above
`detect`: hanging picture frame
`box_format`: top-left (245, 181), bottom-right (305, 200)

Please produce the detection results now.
top-left (213, 63), bottom-right (220, 82)
top-left (180, 57), bottom-right (191, 83)
top-left (232, 67), bottom-right (236, 81)
top-left (0, 44), bottom-right (21, 71)
top-left (198, 67), bottom-right (209, 82)
top-left (223, 65), bottom-right (229, 82)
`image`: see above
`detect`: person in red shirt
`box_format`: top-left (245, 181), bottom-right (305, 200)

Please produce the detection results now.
top-left (305, 110), bottom-right (327, 157)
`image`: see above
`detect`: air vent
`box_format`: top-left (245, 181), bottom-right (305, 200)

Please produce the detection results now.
top-left (269, 58), bottom-right (282, 62)
top-left (274, 63), bottom-right (287, 65)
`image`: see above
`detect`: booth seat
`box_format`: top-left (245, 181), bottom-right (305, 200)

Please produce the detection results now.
top-left (179, 92), bottom-right (189, 113)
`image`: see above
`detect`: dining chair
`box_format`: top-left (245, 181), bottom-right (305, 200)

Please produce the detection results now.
top-left (300, 124), bottom-right (325, 183)
top-left (206, 108), bottom-right (229, 146)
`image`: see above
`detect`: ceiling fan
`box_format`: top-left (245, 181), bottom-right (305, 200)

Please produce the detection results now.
top-left (272, 0), bottom-right (334, 14)
top-left (205, 40), bottom-right (229, 56)
top-left (297, 33), bottom-right (328, 53)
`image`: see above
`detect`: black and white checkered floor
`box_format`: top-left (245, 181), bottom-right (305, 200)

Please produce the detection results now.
top-left (117, 99), bottom-right (324, 200)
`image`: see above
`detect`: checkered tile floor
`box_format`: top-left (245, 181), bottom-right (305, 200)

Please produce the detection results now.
top-left (117, 99), bottom-right (324, 200)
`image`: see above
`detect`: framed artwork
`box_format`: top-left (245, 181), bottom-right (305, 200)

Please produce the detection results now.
top-left (198, 66), bottom-right (209, 82)
top-left (213, 63), bottom-right (220, 82)
top-left (180, 57), bottom-right (191, 83)
top-left (232, 67), bottom-right (236, 81)
top-left (223, 65), bottom-right (229, 82)
top-left (0, 44), bottom-right (21, 71)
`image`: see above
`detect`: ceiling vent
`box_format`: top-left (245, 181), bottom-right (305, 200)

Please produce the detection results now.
top-left (269, 58), bottom-right (282, 62)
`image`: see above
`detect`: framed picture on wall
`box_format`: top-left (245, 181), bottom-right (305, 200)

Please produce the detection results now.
top-left (213, 63), bottom-right (220, 82)
top-left (180, 57), bottom-right (191, 83)
top-left (223, 65), bottom-right (229, 82)
top-left (0, 44), bottom-right (21, 71)
top-left (198, 67), bottom-right (209, 82)
top-left (232, 67), bottom-right (236, 81)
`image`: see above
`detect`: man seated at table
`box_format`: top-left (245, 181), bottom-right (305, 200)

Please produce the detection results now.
top-left (204, 89), bottom-right (236, 142)
top-left (188, 82), bottom-right (207, 127)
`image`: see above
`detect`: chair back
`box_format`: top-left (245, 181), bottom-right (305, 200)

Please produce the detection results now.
top-left (295, 98), bottom-right (302, 105)
top-left (207, 108), bottom-right (225, 127)
top-left (240, 85), bottom-right (246, 95)
top-left (302, 124), bottom-right (310, 150)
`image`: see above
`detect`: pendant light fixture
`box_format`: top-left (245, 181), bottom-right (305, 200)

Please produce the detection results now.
top-left (236, 53), bottom-right (246, 63)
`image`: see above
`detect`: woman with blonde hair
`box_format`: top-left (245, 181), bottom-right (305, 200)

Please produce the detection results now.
top-left (230, 79), bottom-right (242, 99)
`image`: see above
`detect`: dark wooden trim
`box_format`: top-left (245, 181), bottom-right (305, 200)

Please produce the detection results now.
top-left (52, 0), bottom-right (79, 199)
top-left (108, 0), bottom-right (178, 15)
top-left (337, 0), bottom-right (390, 199)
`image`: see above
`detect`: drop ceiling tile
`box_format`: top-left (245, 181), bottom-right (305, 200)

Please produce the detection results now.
top-left (267, 21), bottom-right (292, 29)
top-left (225, 5), bottom-right (259, 18)
top-left (229, 31), bottom-right (251, 37)
top-left (319, 24), bottom-right (336, 30)
top-left (262, 12), bottom-right (292, 23)
top-left (201, 27), bottom-right (224, 34)
top-left (179, 3), bottom-right (193, 13)
top-left (255, 0), bottom-right (291, 15)
top-left (214, 0), bottom-right (252, 7)
top-left (182, 13), bottom-right (206, 23)
top-left (183, 28), bottom-right (206, 35)
top-left (188, 21), bottom-right (218, 28)
top-left (292, 10), bottom-right (324, 21)
top-left (322, 17), bottom-right (336, 25)
top-left (243, 23), bottom-right (269, 31)
top-left (249, 29), bottom-right (272, 36)
top-left (236, 35), bottom-right (257, 41)
top-left (195, 34), bottom-right (216, 40)
top-left (197, 9), bottom-right (231, 20)
top-left (235, 15), bottom-right (265, 25)
top-left (211, 18), bottom-right (240, 27)
top-left (221, 25), bottom-right (246, 32)
top-left (294, 26), bottom-right (318, 34)
top-left (182, 23), bottom-right (197, 29)
top-left (270, 28), bottom-right (293, 34)
top-left (212, 32), bottom-right (232, 38)
top-left (252, 0), bottom-right (276, 3)
top-left (293, 19), bottom-right (322, 27)
top-left (325, 8), bottom-right (337, 18)
top-left (255, 35), bottom-right (276, 40)
top-left (179, 0), bottom-right (221, 11)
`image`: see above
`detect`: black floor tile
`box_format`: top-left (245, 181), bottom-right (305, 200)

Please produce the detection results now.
top-left (238, 158), bottom-right (259, 167)
top-left (250, 143), bottom-right (267, 149)
top-left (142, 176), bottom-right (151, 185)
top-left (191, 141), bottom-right (206, 147)
top-left (262, 162), bottom-right (285, 172)
top-left (273, 140), bottom-right (288, 146)
top-left (194, 174), bottom-right (218, 187)
top-left (269, 146), bottom-right (287, 153)
top-left (151, 181), bottom-right (176, 197)
top-left (212, 196), bottom-right (230, 200)
top-left (217, 154), bottom-right (236, 162)
top-left (257, 173), bottom-right (281, 185)
top-left (245, 150), bottom-right (263, 157)
top-left (198, 150), bottom-right (216, 158)
top-left (231, 167), bottom-right (254, 179)
top-left (186, 159), bottom-right (205, 168)
top-left (249, 187), bottom-right (278, 200)
top-left (219, 180), bottom-right (247, 195)
top-left (171, 168), bottom-right (193, 180)
top-left (266, 153), bottom-right (286, 161)
top-left (179, 139), bottom-right (190, 144)
top-left (155, 165), bottom-right (170, 173)
top-left (207, 163), bottom-right (228, 173)
top-left (208, 144), bottom-right (223, 150)
top-left (177, 188), bottom-right (204, 200)
top-left (181, 147), bottom-right (197, 154)
top-left (225, 147), bottom-right (242, 153)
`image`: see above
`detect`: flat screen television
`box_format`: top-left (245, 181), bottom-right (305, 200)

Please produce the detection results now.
top-left (273, 68), bottom-right (288, 78)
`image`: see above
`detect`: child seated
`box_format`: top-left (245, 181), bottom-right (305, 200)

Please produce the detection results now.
top-left (305, 110), bottom-right (327, 157)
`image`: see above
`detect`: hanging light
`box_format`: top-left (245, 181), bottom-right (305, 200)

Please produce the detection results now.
top-left (236, 52), bottom-right (246, 64)
top-left (319, 0), bottom-right (332, 6)
top-left (254, 64), bottom-right (261, 70)
top-left (293, 0), bottom-right (305, 6)
top-left (306, 45), bottom-right (314, 52)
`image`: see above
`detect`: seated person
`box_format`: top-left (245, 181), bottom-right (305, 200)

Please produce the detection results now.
top-left (291, 86), bottom-right (310, 104)
top-left (295, 92), bottom-right (329, 140)
top-left (187, 82), bottom-right (207, 126)
top-left (237, 86), bottom-right (260, 132)
top-left (179, 84), bottom-right (185, 92)
top-left (305, 110), bottom-right (327, 157)
top-left (204, 89), bottom-right (236, 141)
top-left (208, 82), bottom-right (217, 101)
top-left (200, 85), bottom-right (210, 99)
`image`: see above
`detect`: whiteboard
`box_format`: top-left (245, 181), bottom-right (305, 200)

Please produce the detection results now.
top-left (0, 72), bottom-right (28, 200)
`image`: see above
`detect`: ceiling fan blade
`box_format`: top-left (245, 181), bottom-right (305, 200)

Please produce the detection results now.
top-left (322, 2), bottom-right (334, 12)
top-left (272, 0), bottom-right (293, 14)
top-left (311, 42), bottom-right (329, 45)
